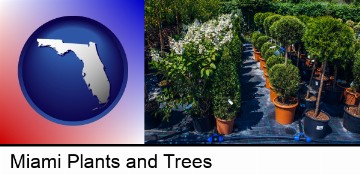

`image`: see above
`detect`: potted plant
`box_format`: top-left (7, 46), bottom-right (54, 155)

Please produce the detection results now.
top-left (266, 55), bottom-right (283, 92)
top-left (343, 50), bottom-right (360, 133)
top-left (270, 16), bottom-right (305, 66)
top-left (268, 63), bottom-right (300, 125)
top-left (302, 16), bottom-right (354, 139)
top-left (211, 47), bottom-right (241, 135)
top-left (255, 35), bottom-right (270, 65)
top-left (259, 39), bottom-right (271, 70)
top-left (251, 31), bottom-right (262, 61)
top-left (151, 14), bottom-right (238, 133)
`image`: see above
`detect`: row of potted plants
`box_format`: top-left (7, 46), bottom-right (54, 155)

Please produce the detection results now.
top-left (148, 12), bottom-right (243, 135)
top-left (252, 12), bottom-right (360, 139)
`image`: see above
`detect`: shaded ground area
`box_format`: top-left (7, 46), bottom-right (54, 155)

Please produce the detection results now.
top-left (145, 44), bottom-right (360, 144)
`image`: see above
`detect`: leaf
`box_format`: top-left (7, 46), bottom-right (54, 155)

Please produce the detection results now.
top-left (205, 69), bottom-right (210, 77)
top-left (201, 68), bottom-right (205, 78)
top-left (210, 63), bottom-right (216, 69)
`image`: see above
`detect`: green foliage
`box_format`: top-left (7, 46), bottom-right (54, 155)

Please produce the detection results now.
top-left (268, 64), bottom-right (300, 102)
top-left (228, 33), bottom-right (243, 71)
top-left (270, 16), bottom-right (305, 47)
top-left (254, 12), bottom-right (274, 32)
top-left (303, 16), bottom-right (355, 63)
top-left (346, 20), bottom-right (355, 27)
top-left (211, 47), bottom-right (241, 120)
top-left (152, 40), bottom-right (219, 120)
top-left (254, 12), bottom-right (265, 30)
top-left (260, 41), bottom-right (273, 55)
top-left (296, 15), bottom-right (313, 24)
top-left (264, 46), bottom-right (281, 61)
top-left (269, 2), bottom-right (360, 22)
top-left (266, 55), bottom-right (284, 70)
top-left (255, 36), bottom-right (270, 51)
top-left (251, 31), bottom-right (262, 45)
top-left (264, 14), bottom-right (282, 36)
top-left (352, 50), bottom-right (360, 92)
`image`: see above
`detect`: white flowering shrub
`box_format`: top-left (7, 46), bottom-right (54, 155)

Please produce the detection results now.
top-left (150, 13), bottom-right (242, 120)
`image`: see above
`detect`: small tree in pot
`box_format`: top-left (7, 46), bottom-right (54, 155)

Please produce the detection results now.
top-left (265, 54), bottom-right (283, 91)
top-left (302, 16), bottom-right (355, 139)
top-left (211, 47), bottom-right (241, 135)
top-left (269, 63), bottom-right (300, 124)
top-left (270, 16), bottom-right (305, 66)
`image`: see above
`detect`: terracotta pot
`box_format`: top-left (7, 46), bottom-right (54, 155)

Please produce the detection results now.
top-left (265, 73), bottom-right (270, 89)
top-left (259, 57), bottom-right (265, 70)
top-left (254, 51), bottom-right (261, 62)
top-left (344, 88), bottom-right (360, 106)
top-left (273, 97), bottom-right (298, 125)
top-left (270, 85), bottom-right (278, 102)
top-left (216, 117), bottom-right (235, 135)
top-left (263, 65), bottom-right (267, 77)
top-left (337, 82), bottom-right (350, 102)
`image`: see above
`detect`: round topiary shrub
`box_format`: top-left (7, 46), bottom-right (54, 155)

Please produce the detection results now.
top-left (264, 14), bottom-right (282, 36)
top-left (254, 13), bottom-right (265, 30)
top-left (255, 35), bottom-right (270, 52)
top-left (266, 55), bottom-right (283, 70)
top-left (251, 31), bottom-right (262, 47)
top-left (260, 41), bottom-right (273, 55)
top-left (270, 16), bottom-right (305, 64)
top-left (268, 64), bottom-right (300, 103)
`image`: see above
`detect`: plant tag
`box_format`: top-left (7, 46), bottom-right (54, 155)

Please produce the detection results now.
top-left (315, 81), bottom-right (319, 86)
top-left (311, 59), bottom-right (315, 63)
top-left (308, 55), bottom-right (310, 59)
top-left (316, 126), bottom-right (323, 130)
top-left (270, 46), bottom-right (276, 49)
top-left (228, 99), bottom-right (233, 105)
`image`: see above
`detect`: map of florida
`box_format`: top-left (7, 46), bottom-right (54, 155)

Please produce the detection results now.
top-left (37, 39), bottom-right (110, 106)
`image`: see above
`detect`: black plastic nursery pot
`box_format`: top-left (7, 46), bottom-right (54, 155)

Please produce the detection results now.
top-left (145, 111), bottom-right (161, 130)
top-left (324, 88), bottom-right (342, 105)
top-left (304, 110), bottom-right (331, 139)
top-left (343, 106), bottom-right (360, 134)
top-left (192, 116), bottom-right (213, 133)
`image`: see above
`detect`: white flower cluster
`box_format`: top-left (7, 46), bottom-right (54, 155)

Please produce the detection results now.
top-left (169, 13), bottom-right (236, 55)
top-left (150, 49), bottom-right (162, 62)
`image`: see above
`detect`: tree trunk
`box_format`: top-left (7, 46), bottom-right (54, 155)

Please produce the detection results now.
top-left (285, 45), bottom-right (288, 66)
top-left (315, 61), bottom-right (327, 116)
top-left (176, 12), bottom-right (179, 35)
top-left (306, 61), bottom-right (316, 99)
top-left (297, 45), bottom-right (300, 67)
top-left (159, 26), bottom-right (164, 56)
top-left (332, 65), bottom-right (338, 91)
